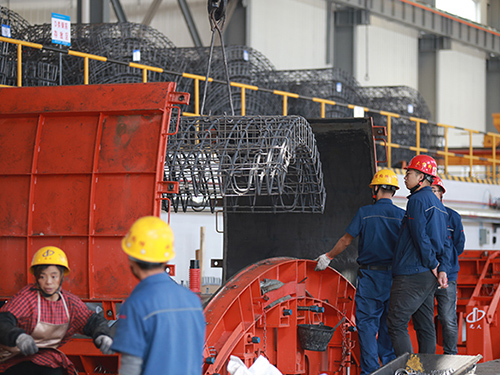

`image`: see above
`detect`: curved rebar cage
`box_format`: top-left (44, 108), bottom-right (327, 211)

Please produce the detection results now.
top-left (257, 67), bottom-right (366, 118)
top-left (359, 86), bottom-right (440, 166)
top-left (0, 6), bottom-right (30, 34)
top-left (165, 115), bottom-right (326, 213)
top-left (172, 46), bottom-right (280, 115)
top-left (0, 6), bottom-right (31, 85)
top-left (14, 22), bottom-right (177, 86)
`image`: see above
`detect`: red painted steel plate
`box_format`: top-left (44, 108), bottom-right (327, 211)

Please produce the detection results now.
top-left (0, 82), bottom-right (185, 300)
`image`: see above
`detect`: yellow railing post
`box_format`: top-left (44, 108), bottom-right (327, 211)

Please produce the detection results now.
top-left (273, 90), bottom-right (299, 117)
top-left (143, 68), bottom-right (148, 83)
top-left (312, 98), bottom-right (337, 119)
top-left (67, 50), bottom-right (107, 85)
top-left (182, 73), bottom-right (213, 116)
top-left (240, 87), bottom-right (246, 116)
top-left (386, 115), bottom-right (392, 167)
top-left (194, 78), bottom-right (200, 116)
top-left (229, 82), bottom-right (258, 117)
top-left (17, 44), bottom-right (22, 87)
top-left (416, 121), bottom-right (421, 155)
top-left (84, 57), bottom-right (89, 84)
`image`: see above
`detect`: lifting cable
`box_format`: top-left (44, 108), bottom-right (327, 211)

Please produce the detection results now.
top-left (201, 0), bottom-right (235, 116)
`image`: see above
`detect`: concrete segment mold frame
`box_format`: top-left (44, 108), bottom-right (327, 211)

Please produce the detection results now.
top-left (0, 82), bottom-right (188, 301)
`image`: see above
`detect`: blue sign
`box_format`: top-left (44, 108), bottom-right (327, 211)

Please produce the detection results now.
top-left (1, 24), bottom-right (11, 38)
top-left (51, 13), bottom-right (71, 46)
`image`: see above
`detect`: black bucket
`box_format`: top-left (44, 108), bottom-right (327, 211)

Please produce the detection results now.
top-left (297, 323), bottom-right (335, 351)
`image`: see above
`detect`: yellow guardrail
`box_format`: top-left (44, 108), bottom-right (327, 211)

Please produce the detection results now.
top-left (1, 35), bottom-right (499, 181)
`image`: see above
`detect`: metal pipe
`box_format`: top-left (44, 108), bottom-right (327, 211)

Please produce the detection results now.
top-left (142, 0), bottom-right (163, 26)
top-left (110, 0), bottom-right (127, 22)
top-left (177, 0), bottom-right (203, 47)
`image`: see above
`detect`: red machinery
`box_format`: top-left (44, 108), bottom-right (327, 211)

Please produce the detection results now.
top-left (202, 257), bottom-right (359, 375)
top-left (0, 82), bottom-right (188, 373)
top-left (201, 251), bottom-right (500, 374)
top-left (455, 250), bottom-right (500, 361)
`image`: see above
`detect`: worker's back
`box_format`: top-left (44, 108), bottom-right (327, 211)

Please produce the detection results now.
top-left (112, 273), bottom-right (206, 375)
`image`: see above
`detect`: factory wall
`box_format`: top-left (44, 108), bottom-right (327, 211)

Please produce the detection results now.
top-left (353, 16), bottom-right (419, 88)
top-left (117, 0), bottom-right (213, 47)
top-left (1, 0), bottom-right (78, 25)
top-left (436, 43), bottom-right (487, 146)
top-left (247, 0), bottom-right (328, 70)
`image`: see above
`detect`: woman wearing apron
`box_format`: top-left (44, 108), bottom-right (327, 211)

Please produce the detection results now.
top-left (0, 246), bottom-right (114, 374)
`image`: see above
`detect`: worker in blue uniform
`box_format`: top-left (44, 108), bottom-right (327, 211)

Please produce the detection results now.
top-left (431, 176), bottom-right (465, 355)
top-left (315, 169), bottom-right (405, 375)
top-left (111, 216), bottom-right (206, 375)
top-left (387, 155), bottom-right (449, 357)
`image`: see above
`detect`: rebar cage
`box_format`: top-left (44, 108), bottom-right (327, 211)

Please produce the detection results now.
top-left (359, 86), bottom-right (438, 167)
top-left (164, 115), bottom-right (326, 213)
top-left (258, 67), bottom-right (366, 118)
top-left (0, 6), bottom-right (31, 86)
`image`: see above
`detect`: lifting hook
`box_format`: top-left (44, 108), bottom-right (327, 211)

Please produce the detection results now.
top-left (208, 0), bottom-right (227, 22)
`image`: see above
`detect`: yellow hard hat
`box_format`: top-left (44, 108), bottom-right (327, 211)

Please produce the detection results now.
top-left (30, 246), bottom-right (70, 275)
top-left (121, 216), bottom-right (175, 263)
top-left (369, 169), bottom-right (400, 190)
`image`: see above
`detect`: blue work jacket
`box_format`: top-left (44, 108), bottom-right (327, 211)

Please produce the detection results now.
top-left (392, 186), bottom-right (449, 276)
top-left (111, 273), bottom-right (206, 375)
top-left (346, 198), bottom-right (405, 265)
top-left (445, 206), bottom-right (465, 281)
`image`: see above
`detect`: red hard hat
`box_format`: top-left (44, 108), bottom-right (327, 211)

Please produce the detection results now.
top-left (431, 175), bottom-right (446, 194)
top-left (406, 155), bottom-right (438, 177)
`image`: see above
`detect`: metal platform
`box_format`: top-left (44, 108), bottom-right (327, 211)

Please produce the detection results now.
top-left (371, 353), bottom-right (482, 375)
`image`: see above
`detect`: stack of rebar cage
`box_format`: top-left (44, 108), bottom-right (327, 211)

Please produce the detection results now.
top-left (359, 86), bottom-right (435, 167)
top-left (257, 67), bottom-right (366, 118)
top-left (1, 13), bottom-right (442, 210)
top-left (0, 6), bottom-right (32, 86)
top-left (13, 22), bottom-right (177, 86)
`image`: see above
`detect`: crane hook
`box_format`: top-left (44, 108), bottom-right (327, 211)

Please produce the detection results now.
top-left (208, 0), bottom-right (227, 22)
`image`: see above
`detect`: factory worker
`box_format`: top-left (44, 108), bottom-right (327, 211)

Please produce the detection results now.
top-left (111, 216), bottom-right (205, 375)
top-left (431, 176), bottom-right (465, 355)
top-left (387, 154), bottom-right (449, 357)
top-left (315, 169), bottom-right (404, 375)
top-left (0, 246), bottom-right (113, 375)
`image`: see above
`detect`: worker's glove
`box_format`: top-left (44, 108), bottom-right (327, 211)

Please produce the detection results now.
top-left (314, 253), bottom-right (332, 271)
top-left (16, 333), bottom-right (38, 356)
top-left (95, 335), bottom-right (114, 355)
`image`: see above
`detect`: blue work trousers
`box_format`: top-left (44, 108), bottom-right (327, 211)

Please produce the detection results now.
top-left (435, 280), bottom-right (458, 354)
top-left (355, 269), bottom-right (395, 375)
top-left (387, 271), bottom-right (438, 356)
